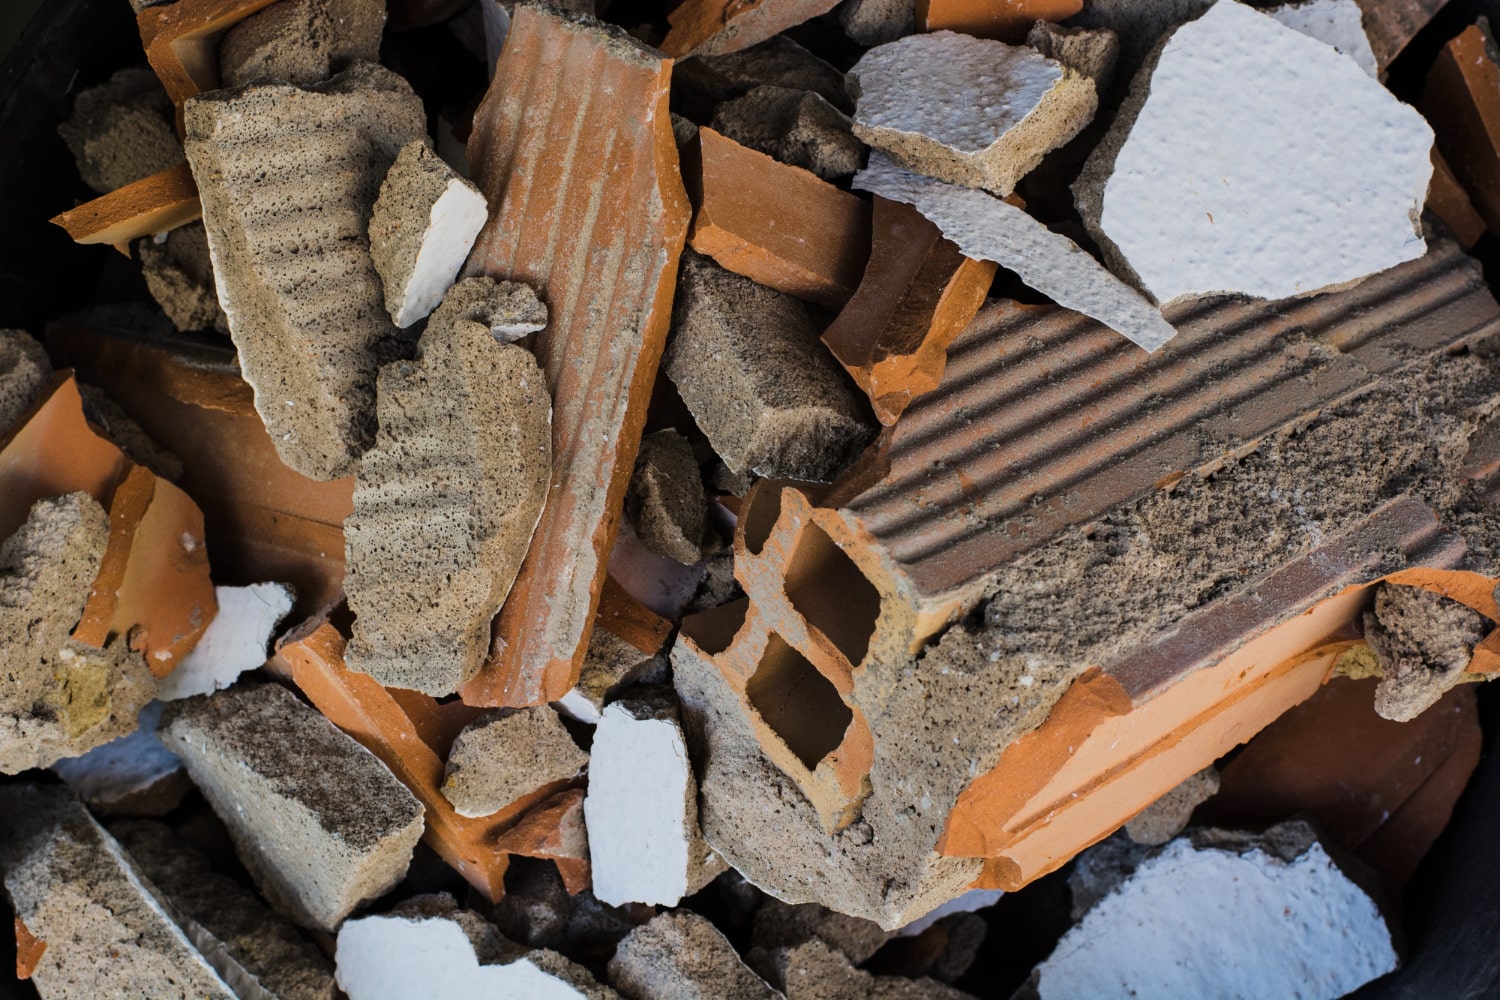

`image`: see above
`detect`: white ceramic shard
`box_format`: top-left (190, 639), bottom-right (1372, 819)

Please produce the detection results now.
top-left (1267, 0), bottom-right (1378, 77)
top-left (158, 584), bottom-right (293, 701)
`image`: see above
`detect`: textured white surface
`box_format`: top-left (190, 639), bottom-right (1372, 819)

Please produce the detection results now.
top-left (1097, 0), bottom-right (1431, 305)
top-left (158, 584), bottom-right (293, 701)
top-left (855, 153), bottom-right (1177, 351)
top-left (397, 179), bottom-right (490, 328)
top-left (336, 914), bottom-right (591, 999)
top-left (50, 701), bottom-right (181, 804)
top-left (1035, 838), bottom-right (1397, 999)
top-left (1267, 0), bottom-right (1378, 77)
top-left (583, 703), bottom-right (694, 907)
top-left (897, 888), bottom-right (1005, 937)
top-left (851, 32), bottom-right (1062, 154)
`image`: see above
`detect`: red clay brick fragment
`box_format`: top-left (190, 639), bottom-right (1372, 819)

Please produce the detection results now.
top-left (137, 0), bottom-right (284, 123)
top-left (14, 918), bottom-right (44, 980)
top-left (916, 0), bottom-right (1080, 42)
top-left (1422, 24), bottom-right (1500, 236)
top-left (461, 7), bottom-right (690, 708)
top-left (49, 162), bottom-right (200, 255)
top-left (493, 788), bottom-right (591, 895)
top-left (1429, 149), bottom-right (1486, 248)
top-left (661, 0), bottom-right (842, 58)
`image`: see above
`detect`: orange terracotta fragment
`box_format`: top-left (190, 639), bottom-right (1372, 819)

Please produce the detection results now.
top-left (595, 575), bottom-right (674, 658)
top-left (49, 162), bottom-right (200, 255)
top-left (73, 465), bottom-right (216, 678)
top-left (137, 0), bottom-right (285, 124)
top-left (460, 8), bottom-right (690, 708)
top-left (1422, 24), bottom-right (1500, 236)
top-left (821, 196), bottom-right (996, 425)
top-left (661, 0), bottom-right (841, 58)
top-left (14, 918), bottom-right (45, 981)
top-left (493, 788), bottom-right (591, 895)
top-left (917, 0), bottom-right (1080, 42)
top-left (686, 128), bottom-right (871, 311)
top-left (1429, 149), bottom-right (1486, 248)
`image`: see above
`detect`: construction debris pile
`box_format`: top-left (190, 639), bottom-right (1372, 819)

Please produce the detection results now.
top-left (6, 0), bottom-right (1500, 995)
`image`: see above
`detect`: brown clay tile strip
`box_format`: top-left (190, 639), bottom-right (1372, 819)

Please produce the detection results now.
top-left (460, 7), bottom-right (690, 708)
top-left (137, 0), bottom-right (284, 122)
top-left (1429, 149), bottom-right (1486, 248)
top-left (915, 0), bottom-right (1080, 42)
top-left (13, 918), bottom-right (44, 981)
top-left (661, 0), bottom-right (842, 58)
top-left (685, 127), bottom-right (871, 311)
top-left (49, 162), bottom-right (200, 254)
top-left (1422, 24), bottom-right (1500, 236)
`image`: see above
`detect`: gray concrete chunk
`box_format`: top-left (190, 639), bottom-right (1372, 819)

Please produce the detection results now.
top-left (711, 86), bottom-right (866, 181)
top-left (57, 66), bottom-right (182, 194)
top-left (0, 328), bottom-right (52, 436)
top-left (218, 0), bottom-right (386, 88)
top-left (627, 428), bottom-right (708, 565)
top-left (1365, 583), bottom-right (1491, 722)
top-left (441, 706), bottom-right (588, 818)
top-left (609, 910), bottom-right (783, 1000)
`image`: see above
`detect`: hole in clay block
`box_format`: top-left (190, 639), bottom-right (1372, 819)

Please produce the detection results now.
top-left (681, 598), bottom-right (750, 656)
top-left (783, 521), bottom-right (879, 667)
top-left (741, 483), bottom-right (783, 556)
top-left (746, 634), bottom-right (851, 771)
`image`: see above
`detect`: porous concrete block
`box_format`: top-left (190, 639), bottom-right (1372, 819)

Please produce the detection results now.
top-left (583, 695), bottom-right (719, 907)
top-left (849, 31), bottom-right (1098, 196)
top-left (608, 910), bottom-right (782, 1000)
top-left (336, 893), bottom-right (619, 999)
top-left (0, 328), bottom-right (52, 435)
top-left (369, 141), bottom-right (490, 328)
top-left (159, 683), bottom-right (425, 931)
top-left (839, 0), bottom-right (914, 46)
top-left (184, 62), bottom-right (427, 480)
top-left (57, 66), bottom-right (182, 194)
top-left (111, 819), bottom-right (338, 1000)
top-left (136, 223), bottom-right (229, 335)
top-left (158, 583), bottom-right (294, 700)
top-left (854, 152), bottom-right (1175, 351)
top-left (711, 85), bottom-right (865, 181)
top-left (665, 252), bottom-right (874, 482)
top-left (626, 428), bottom-right (708, 565)
top-left (1032, 823), bottom-right (1397, 998)
top-left (441, 706), bottom-right (589, 818)
top-left (50, 701), bottom-right (189, 816)
top-left (219, 0), bottom-right (387, 88)
top-left (1075, 0), bottom-right (1432, 307)
top-left (1124, 765), bottom-right (1219, 845)
top-left (1365, 583), bottom-right (1492, 722)
top-left (344, 276), bottom-right (551, 695)
top-left (1268, 0), bottom-right (1378, 77)
top-left (755, 939), bottom-right (974, 999)
top-left (0, 492), bottom-right (159, 774)
top-left (0, 784), bottom-right (234, 998)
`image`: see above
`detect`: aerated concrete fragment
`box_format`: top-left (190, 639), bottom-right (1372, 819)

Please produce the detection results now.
top-left (848, 31), bottom-right (1098, 196)
top-left (345, 276), bottom-right (551, 695)
top-left (50, 701), bottom-right (189, 816)
top-left (57, 65), bottom-right (182, 194)
top-left (184, 62), bottom-right (427, 480)
top-left (1365, 583), bottom-right (1492, 722)
top-left (219, 0), bottom-right (387, 88)
top-left (0, 492), bottom-right (159, 774)
top-left (665, 252), bottom-right (874, 482)
top-left (136, 223), bottom-right (228, 334)
top-left (711, 86), bottom-right (865, 181)
top-left (1032, 823), bottom-right (1397, 999)
top-left (159, 683), bottom-right (425, 931)
top-left (583, 695), bottom-right (721, 907)
top-left (441, 706), bottom-right (589, 818)
top-left (111, 819), bottom-right (338, 1000)
top-left (0, 785), bottom-right (234, 999)
top-left (1123, 765), bottom-right (1219, 845)
top-left (336, 893), bottom-right (619, 999)
top-left (754, 939), bottom-right (973, 999)
top-left (158, 583), bottom-right (294, 701)
top-left (369, 141), bottom-right (490, 328)
top-left (0, 328), bottom-right (52, 435)
top-left (627, 428), bottom-right (708, 565)
top-left (608, 910), bottom-right (782, 1000)
top-left (1074, 0), bottom-right (1432, 307)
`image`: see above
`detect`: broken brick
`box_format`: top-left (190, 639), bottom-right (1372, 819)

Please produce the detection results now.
top-left (460, 6), bottom-right (690, 708)
top-left (49, 161), bottom-right (201, 255)
top-left (673, 35), bottom-right (852, 116)
top-left (1429, 148), bottom-right (1487, 248)
top-left (685, 127), bottom-right (871, 310)
top-left (441, 707), bottom-right (588, 819)
top-left (916, 0), bottom-right (1080, 42)
top-left (1422, 21), bottom-right (1500, 237)
top-left (821, 195), bottom-right (997, 425)
top-left (1353, 0), bottom-right (1449, 71)
top-left (13, 917), bottom-right (44, 981)
top-left (661, 0), bottom-right (841, 59)
top-left (492, 788), bottom-right (593, 896)
top-left (136, 0), bottom-right (289, 121)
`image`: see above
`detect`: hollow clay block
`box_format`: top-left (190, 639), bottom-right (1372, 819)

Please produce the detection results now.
top-left (0, 328), bottom-right (52, 436)
top-left (0, 492), bottom-right (159, 774)
top-left (158, 583), bottom-right (294, 700)
top-left (710, 86), bottom-right (865, 181)
top-left (441, 706), bottom-right (589, 818)
top-left (344, 276), bottom-right (551, 696)
top-left (111, 819), bottom-right (338, 1000)
top-left (369, 141), bottom-right (490, 328)
top-left (75, 384), bottom-right (185, 483)
top-left (184, 62), bottom-right (427, 480)
top-left (848, 31), bottom-right (1098, 196)
top-left (665, 252), bottom-right (874, 482)
top-left (218, 0), bottom-right (387, 88)
top-left (1365, 583), bottom-right (1492, 722)
top-left (608, 910), bottom-right (782, 1000)
top-left (1031, 823), bottom-right (1397, 999)
top-left (57, 66), bottom-right (183, 195)
top-left (159, 683), bottom-right (425, 932)
top-left (627, 428), bottom-right (708, 566)
top-left (335, 893), bottom-right (619, 999)
top-left (1075, 0), bottom-right (1432, 307)
top-left (0, 785), bottom-right (235, 999)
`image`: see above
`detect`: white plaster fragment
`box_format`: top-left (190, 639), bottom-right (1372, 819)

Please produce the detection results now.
top-left (157, 584), bottom-right (293, 701)
top-left (50, 701), bottom-right (183, 810)
top-left (555, 689), bottom-right (603, 725)
top-left (1035, 836), bottom-right (1397, 999)
top-left (400, 179), bottom-right (490, 328)
top-left (896, 888), bottom-right (1005, 937)
top-left (583, 700), bottom-right (698, 907)
top-left (1092, 0), bottom-right (1431, 306)
top-left (855, 152), bottom-right (1177, 352)
top-left (1266, 0), bottom-right (1378, 77)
